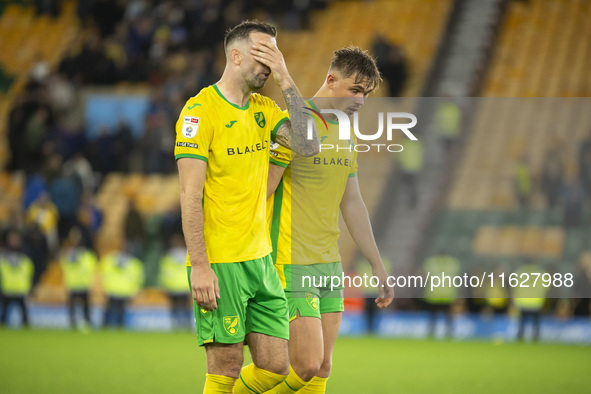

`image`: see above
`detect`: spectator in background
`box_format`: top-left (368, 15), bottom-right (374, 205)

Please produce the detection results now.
top-left (46, 155), bottom-right (81, 241)
top-left (124, 200), bottom-right (145, 259)
top-left (373, 35), bottom-right (408, 98)
top-left (63, 152), bottom-right (96, 195)
top-left (90, 0), bottom-right (124, 38)
top-left (573, 255), bottom-right (591, 317)
top-left (60, 227), bottom-right (97, 331)
top-left (22, 221), bottom-right (49, 286)
top-left (111, 121), bottom-right (134, 173)
top-left (160, 203), bottom-right (182, 247)
top-left (514, 261), bottom-right (549, 341)
top-left (25, 192), bottom-right (59, 254)
top-left (77, 192), bottom-right (102, 245)
top-left (87, 127), bottom-right (115, 174)
top-left (561, 175), bottom-right (585, 228)
top-left (0, 229), bottom-right (34, 328)
top-left (423, 251), bottom-right (460, 338)
top-left (159, 234), bottom-right (190, 330)
top-left (579, 128), bottom-right (591, 202)
top-left (46, 72), bottom-right (76, 116)
top-left (100, 245), bottom-right (144, 329)
top-left (142, 109), bottom-right (174, 173)
top-left (7, 95), bottom-right (28, 171)
top-left (541, 145), bottom-right (564, 210)
top-left (22, 172), bottom-right (47, 210)
top-left (484, 264), bottom-right (509, 315)
top-left (513, 155), bottom-right (532, 210)
top-left (24, 108), bottom-right (50, 173)
top-left (397, 137), bottom-right (424, 208)
top-left (434, 96), bottom-right (461, 153)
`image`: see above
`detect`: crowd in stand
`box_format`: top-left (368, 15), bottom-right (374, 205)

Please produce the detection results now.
top-left (2, 0), bottom-right (328, 284)
top-left (1, 0), bottom-right (331, 328)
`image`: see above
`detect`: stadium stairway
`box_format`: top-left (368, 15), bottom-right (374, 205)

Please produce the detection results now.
top-left (421, 0), bottom-right (591, 279)
top-left (377, 0), bottom-right (506, 275)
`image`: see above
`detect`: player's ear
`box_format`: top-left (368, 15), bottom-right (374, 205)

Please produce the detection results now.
top-left (326, 73), bottom-right (338, 90)
top-left (229, 48), bottom-right (242, 65)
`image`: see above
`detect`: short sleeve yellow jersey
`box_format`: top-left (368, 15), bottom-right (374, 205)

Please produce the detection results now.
top-left (175, 84), bottom-right (288, 264)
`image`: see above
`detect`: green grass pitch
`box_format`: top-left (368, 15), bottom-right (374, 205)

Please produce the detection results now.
top-left (0, 330), bottom-right (589, 393)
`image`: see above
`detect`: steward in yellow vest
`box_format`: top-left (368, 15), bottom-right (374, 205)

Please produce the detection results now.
top-left (0, 230), bottom-right (34, 327)
top-left (423, 252), bottom-right (461, 338)
top-left (159, 234), bottom-right (191, 329)
top-left (100, 250), bottom-right (144, 328)
top-left (60, 227), bottom-right (97, 330)
top-left (513, 262), bottom-right (548, 341)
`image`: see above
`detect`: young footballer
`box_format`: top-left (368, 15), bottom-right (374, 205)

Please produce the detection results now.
top-left (265, 47), bottom-right (395, 393)
top-left (175, 21), bottom-right (319, 394)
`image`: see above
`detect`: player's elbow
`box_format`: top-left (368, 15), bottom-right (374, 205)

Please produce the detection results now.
top-left (300, 142), bottom-right (320, 157)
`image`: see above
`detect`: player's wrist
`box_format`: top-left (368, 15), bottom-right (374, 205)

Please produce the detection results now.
top-left (278, 75), bottom-right (295, 91)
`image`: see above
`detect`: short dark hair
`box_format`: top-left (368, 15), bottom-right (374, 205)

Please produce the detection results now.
top-left (224, 20), bottom-right (277, 50)
top-left (329, 46), bottom-right (381, 89)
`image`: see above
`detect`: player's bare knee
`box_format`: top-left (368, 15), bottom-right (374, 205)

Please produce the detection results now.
top-left (209, 357), bottom-right (243, 378)
top-left (294, 360), bottom-right (322, 382)
top-left (317, 358), bottom-right (332, 377)
top-left (257, 357), bottom-right (289, 376)
top-left (206, 344), bottom-right (244, 378)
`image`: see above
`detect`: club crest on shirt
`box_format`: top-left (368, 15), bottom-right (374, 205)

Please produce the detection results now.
top-left (223, 316), bottom-right (240, 335)
top-left (182, 116), bottom-right (200, 138)
top-left (306, 292), bottom-right (319, 310)
top-left (254, 112), bottom-right (266, 128)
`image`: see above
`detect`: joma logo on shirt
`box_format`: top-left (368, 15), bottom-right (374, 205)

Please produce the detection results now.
top-left (227, 140), bottom-right (268, 156)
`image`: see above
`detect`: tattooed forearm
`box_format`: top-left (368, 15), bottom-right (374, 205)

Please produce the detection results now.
top-left (276, 85), bottom-right (320, 157)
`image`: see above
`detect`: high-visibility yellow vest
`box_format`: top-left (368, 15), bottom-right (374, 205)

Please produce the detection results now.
top-left (60, 248), bottom-right (97, 291)
top-left (514, 163), bottom-right (532, 196)
top-left (435, 101), bottom-right (461, 137)
top-left (423, 254), bottom-right (461, 304)
top-left (100, 252), bottom-right (144, 298)
top-left (159, 248), bottom-right (189, 294)
top-left (0, 252), bottom-right (34, 296)
top-left (397, 140), bottom-right (424, 172)
top-left (513, 263), bottom-right (548, 311)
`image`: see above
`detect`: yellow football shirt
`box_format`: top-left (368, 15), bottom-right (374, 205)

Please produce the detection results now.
top-left (268, 100), bottom-right (358, 279)
top-left (175, 84), bottom-right (288, 264)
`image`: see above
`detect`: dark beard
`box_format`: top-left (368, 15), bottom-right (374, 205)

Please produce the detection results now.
top-left (246, 74), bottom-right (267, 91)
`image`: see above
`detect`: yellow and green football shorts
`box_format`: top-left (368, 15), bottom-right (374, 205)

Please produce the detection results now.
top-left (187, 254), bottom-right (289, 346)
top-left (282, 262), bottom-right (345, 321)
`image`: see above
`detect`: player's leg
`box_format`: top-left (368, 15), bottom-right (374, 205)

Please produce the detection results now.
top-left (300, 263), bottom-right (344, 394)
top-left (297, 312), bottom-right (341, 394)
top-left (204, 342), bottom-right (244, 392)
top-left (260, 313), bottom-right (323, 394)
top-left (235, 332), bottom-right (290, 393)
top-left (187, 264), bottom-right (249, 393)
top-left (81, 292), bottom-right (91, 326)
top-left (234, 255), bottom-right (290, 393)
top-left (317, 311), bottom-right (341, 378)
top-left (19, 296), bottom-right (29, 328)
top-left (287, 314), bottom-right (324, 381)
top-left (68, 293), bottom-right (76, 328)
top-left (0, 296), bottom-right (8, 325)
